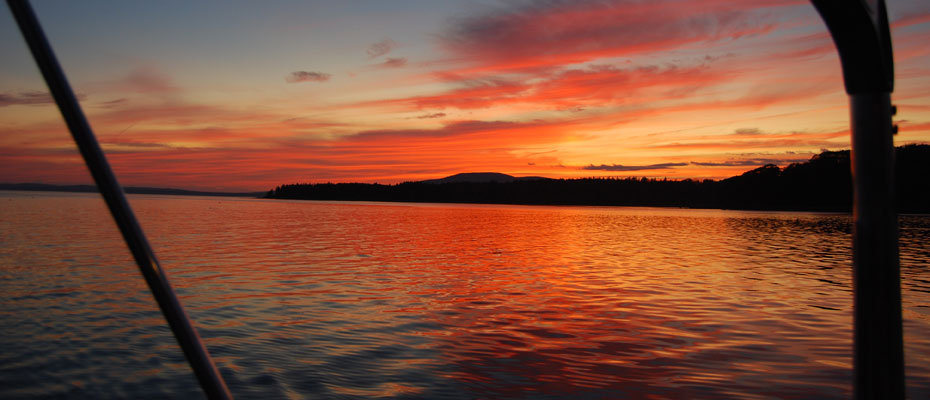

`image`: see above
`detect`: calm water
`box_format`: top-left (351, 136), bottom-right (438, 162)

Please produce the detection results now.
top-left (1, 191), bottom-right (929, 399)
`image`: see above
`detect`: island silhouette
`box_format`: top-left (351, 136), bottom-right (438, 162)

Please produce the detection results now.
top-left (266, 144), bottom-right (930, 213)
top-left (5, 145), bottom-right (926, 213)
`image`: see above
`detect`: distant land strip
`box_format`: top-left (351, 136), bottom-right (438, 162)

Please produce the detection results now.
top-left (0, 183), bottom-right (264, 198)
top-left (267, 144), bottom-right (930, 213)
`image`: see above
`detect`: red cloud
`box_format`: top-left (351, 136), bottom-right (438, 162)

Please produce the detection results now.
top-left (373, 63), bottom-right (726, 111)
top-left (10, 0), bottom-right (914, 191)
top-left (439, 0), bottom-right (797, 74)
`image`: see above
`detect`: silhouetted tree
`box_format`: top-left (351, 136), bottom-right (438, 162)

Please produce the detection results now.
top-left (265, 145), bottom-right (930, 213)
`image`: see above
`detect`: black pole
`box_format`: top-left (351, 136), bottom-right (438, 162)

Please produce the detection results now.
top-left (811, 1), bottom-right (903, 398)
top-left (6, 1), bottom-right (233, 399)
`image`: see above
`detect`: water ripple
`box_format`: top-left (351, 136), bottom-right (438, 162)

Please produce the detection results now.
top-left (1, 192), bottom-right (929, 399)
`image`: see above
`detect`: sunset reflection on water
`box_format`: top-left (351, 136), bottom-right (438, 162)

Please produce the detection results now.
top-left (1, 192), bottom-right (929, 399)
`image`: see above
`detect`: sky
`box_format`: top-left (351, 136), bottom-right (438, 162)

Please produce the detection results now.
top-left (1, 0), bottom-right (928, 192)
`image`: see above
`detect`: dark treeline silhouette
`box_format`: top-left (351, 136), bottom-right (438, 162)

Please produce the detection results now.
top-left (266, 144), bottom-right (930, 213)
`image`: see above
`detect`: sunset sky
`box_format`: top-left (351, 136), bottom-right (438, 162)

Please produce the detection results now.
top-left (1, 0), bottom-right (929, 192)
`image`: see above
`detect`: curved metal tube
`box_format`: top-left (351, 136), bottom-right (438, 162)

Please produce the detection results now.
top-left (6, 1), bottom-right (233, 398)
top-left (811, 1), bottom-right (903, 398)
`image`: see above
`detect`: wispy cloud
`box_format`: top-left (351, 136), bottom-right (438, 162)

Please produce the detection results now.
top-left (583, 156), bottom-right (812, 171)
top-left (376, 57), bottom-right (408, 68)
top-left (582, 162), bottom-right (688, 171)
top-left (416, 112), bottom-right (446, 119)
top-left (690, 158), bottom-right (806, 167)
top-left (733, 128), bottom-right (762, 135)
top-left (123, 67), bottom-right (180, 93)
top-left (7, 0), bottom-right (924, 192)
top-left (367, 38), bottom-right (397, 58)
top-left (647, 129), bottom-right (850, 151)
top-left (101, 140), bottom-right (175, 150)
top-left (0, 90), bottom-right (91, 107)
top-left (96, 98), bottom-right (130, 108)
top-left (371, 63), bottom-right (724, 111)
top-left (0, 91), bottom-right (55, 107)
top-left (891, 9), bottom-right (930, 29)
top-left (381, 76), bottom-right (526, 110)
top-left (348, 120), bottom-right (525, 141)
top-left (440, 0), bottom-right (789, 74)
top-left (286, 71), bottom-right (331, 83)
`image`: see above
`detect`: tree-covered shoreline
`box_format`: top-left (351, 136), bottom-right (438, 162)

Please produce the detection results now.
top-left (266, 145), bottom-right (930, 213)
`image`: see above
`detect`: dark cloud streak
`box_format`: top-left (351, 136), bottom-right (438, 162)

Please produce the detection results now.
top-left (0, 91), bottom-right (88, 107)
top-left (0, 91), bottom-right (54, 107)
top-left (416, 112), bottom-right (446, 119)
top-left (733, 128), bottom-right (762, 135)
top-left (286, 71), bottom-right (331, 83)
top-left (583, 157), bottom-right (811, 171)
top-left (377, 57), bottom-right (408, 68)
top-left (691, 158), bottom-right (808, 167)
top-left (97, 98), bottom-right (130, 108)
top-left (367, 38), bottom-right (397, 58)
top-left (582, 162), bottom-right (688, 171)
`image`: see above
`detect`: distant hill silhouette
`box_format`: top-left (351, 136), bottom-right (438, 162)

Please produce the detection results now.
top-left (266, 144), bottom-right (930, 213)
top-left (0, 183), bottom-right (263, 198)
top-left (421, 172), bottom-right (515, 184)
top-left (420, 172), bottom-right (551, 184)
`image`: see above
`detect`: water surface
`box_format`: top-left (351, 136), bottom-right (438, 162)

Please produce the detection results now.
top-left (1, 191), bottom-right (928, 399)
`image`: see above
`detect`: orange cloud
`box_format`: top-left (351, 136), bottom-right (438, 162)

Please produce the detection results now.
top-left (3, 115), bottom-right (590, 190)
top-left (646, 129), bottom-right (850, 151)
